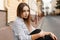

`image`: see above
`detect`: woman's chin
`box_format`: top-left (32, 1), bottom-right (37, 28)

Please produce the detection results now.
top-left (25, 17), bottom-right (28, 19)
top-left (24, 16), bottom-right (28, 18)
top-left (23, 16), bottom-right (28, 19)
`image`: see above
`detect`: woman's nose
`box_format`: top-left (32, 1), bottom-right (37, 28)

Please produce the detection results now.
top-left (25, 11), bottom-right (29, 15)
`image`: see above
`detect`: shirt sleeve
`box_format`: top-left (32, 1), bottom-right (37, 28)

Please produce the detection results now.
top-left (12, 22), bottom-right (32, 40)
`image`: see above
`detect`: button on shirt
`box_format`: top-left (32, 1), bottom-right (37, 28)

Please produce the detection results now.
top-left (12, 17), bottom-right (35, 40)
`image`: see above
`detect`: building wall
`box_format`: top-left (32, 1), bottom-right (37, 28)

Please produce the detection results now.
top-left (4, 0), bottom-right (22, 23)
top-left (51, 0), bottom-right (60, 14)
top-left (37, 0), bottom-right (42, 16)
top-left (0, 10), bottom-right (6, 28)
top-left (0, 0), bottom-right (5, 10)
top-left (51, 0), bottom-right (56, 11)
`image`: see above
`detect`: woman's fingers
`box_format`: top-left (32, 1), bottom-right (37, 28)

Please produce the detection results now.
top-left (50, 33), bottom-right (57, 40)
top-left (45, 32), bottom-right (57, 40)
top-left (39, 31), bottom-right (57, 40)
top-left (53, 34), bottom-right (57, 40)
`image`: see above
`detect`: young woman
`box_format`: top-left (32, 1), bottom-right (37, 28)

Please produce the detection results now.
top-left (12, 3), bottom-right (57, 40)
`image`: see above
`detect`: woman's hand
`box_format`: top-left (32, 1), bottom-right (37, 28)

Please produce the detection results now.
top-left (39, 31), bottom-right (57, 40)
top-left (50, 32), bottom-right (57, 40)
top-left (44, 32), bottom-right (57, 40)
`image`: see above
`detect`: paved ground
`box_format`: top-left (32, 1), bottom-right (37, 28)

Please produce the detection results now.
top-left (38, 16), bottom-right (60, 40)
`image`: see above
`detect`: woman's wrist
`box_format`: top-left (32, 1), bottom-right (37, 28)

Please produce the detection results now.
top-left (31, 33), bottom-right (41, 40)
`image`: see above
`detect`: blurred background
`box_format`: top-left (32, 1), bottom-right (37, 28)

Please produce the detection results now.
top-left (0, 0), bottom-right (60, 40)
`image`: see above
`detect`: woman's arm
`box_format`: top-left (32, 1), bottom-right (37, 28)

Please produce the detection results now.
top-left (31, 33), bottom-right (42, 40)
top-left (31, 30), bottom-right (46, 40)
top-left (31, 31), bottom-right (57, 40)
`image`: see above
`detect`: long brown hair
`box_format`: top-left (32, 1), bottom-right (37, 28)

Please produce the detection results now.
top-left (17, 3), bottom-right (31, 27)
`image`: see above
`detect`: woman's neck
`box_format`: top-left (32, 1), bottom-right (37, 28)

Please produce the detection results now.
top-left (24, 21), bottom-right (32, 32)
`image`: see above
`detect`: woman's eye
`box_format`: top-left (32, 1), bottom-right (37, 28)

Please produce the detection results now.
top-left (23, 10), bottom-right (26, 12)
top-left (23, 10), bottom-right (30, 12)
top-left (27, 10), bottom-right (30, 12)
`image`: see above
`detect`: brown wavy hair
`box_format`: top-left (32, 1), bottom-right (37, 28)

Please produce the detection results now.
top-left (17, 3), bottom-right (31, 27)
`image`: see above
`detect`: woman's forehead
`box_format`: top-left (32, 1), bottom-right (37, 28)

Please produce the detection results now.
top-left (23, 6), bottom-right (29, 10)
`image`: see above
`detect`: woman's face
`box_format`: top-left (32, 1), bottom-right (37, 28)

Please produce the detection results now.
top-left (21, 6), bottom-right (30, 19)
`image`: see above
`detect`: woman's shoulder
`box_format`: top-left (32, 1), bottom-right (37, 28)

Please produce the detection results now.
top-left (14, 17), bottom-right (24, 25)
top-left (12, 17), bottom-right (26, 29)
top-left (13, 20), bottom-right (24, 27)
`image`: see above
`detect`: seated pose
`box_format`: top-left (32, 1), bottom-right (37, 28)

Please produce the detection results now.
top-left (12, 3), bottom-right (57, 40)
top-left (30, 29), bottom-right (54, 40)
